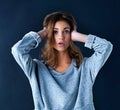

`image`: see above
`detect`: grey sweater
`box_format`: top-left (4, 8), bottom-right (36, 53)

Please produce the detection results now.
top-left (11, 31), bottom-right (113, 110)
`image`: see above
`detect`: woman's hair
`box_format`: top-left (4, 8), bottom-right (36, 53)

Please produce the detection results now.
top-left (41, 11), bottom-right (83, 68)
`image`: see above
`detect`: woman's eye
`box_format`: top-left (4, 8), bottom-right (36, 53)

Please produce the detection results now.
top-left (53, 30), bottom-right (58, 35)
top-left (63, 30), bottom-right (70, 34)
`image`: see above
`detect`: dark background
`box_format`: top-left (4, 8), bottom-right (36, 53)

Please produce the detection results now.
top-left (0, 0), bottom-right (120, 110)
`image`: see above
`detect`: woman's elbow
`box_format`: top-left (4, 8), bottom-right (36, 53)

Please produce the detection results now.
top-left (107, 41), bottom-right (113, 52)
top-left (11, 44), bottom-right (21, 56)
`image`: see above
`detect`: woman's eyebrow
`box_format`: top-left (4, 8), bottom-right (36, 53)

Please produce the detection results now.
top-left (64, 27), bottom-right (70, 29)
top-left (54, 28), bottom-right (58, 30)
top-left (54, 27), bottom-right (70, 30)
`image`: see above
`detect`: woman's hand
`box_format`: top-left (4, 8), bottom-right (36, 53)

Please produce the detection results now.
top-left (37, 27), bottom-right (48, 39)
top-left (71, 30), bottom-right (87, 43)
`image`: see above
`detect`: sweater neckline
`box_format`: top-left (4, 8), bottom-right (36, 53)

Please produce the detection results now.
top-left (49, 59), bottom-right (76, 76)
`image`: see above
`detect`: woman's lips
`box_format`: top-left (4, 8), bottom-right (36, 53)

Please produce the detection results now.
top-left (58, 42), bottom-right (65, 46)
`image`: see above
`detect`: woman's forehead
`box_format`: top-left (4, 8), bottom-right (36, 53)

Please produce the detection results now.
top-left (54, 21), bottom-right (70, 28)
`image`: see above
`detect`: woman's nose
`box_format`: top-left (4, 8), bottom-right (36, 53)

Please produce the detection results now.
top-left (58, 32), bottom-right (65, 39)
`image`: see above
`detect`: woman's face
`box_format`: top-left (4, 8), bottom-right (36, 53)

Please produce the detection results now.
top-left (53, 20), bottom-right (71, 52)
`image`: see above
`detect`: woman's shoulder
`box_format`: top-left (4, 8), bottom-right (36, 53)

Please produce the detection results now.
top-left (33, 59), bottom-right (47, 67)
top-left (78, 57), bottom-right (89, 68)
top-left (81, 57), bottom-right (88, 64)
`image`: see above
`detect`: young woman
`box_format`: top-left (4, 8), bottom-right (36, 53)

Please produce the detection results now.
top-left (11, 11), bottom-right (113, 110)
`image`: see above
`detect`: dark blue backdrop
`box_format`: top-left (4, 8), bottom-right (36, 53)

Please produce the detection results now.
top-left (0, 0), bottom-right (120, 110)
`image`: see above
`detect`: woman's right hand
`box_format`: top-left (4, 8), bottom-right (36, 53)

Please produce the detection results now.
top-left (37, 27), bottom-right (48, 39)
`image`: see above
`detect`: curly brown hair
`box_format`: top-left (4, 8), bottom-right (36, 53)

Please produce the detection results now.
top-left (41, 11), bottom-right (83, 68)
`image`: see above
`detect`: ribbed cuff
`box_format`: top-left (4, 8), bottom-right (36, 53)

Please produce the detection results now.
top-left (85, 34), bottom-right (96, 49)
top-left (29, 31), bottom-right (41, 42)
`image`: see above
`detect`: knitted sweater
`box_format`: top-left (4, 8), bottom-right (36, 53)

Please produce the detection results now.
top-left (11, 31), bottom-right (113, 110)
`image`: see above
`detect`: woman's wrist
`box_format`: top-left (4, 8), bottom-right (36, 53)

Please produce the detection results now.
top-left (37, 28), bottom-right (47, 39)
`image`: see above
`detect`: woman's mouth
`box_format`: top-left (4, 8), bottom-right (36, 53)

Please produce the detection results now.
top-left (58, 42), bottom-right (65, 46)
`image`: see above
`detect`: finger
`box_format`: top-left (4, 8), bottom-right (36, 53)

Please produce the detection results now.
top-left (43, 27), bottom-right (46, 30)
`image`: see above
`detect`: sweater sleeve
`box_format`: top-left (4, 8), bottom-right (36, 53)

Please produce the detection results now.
top-left (11, 31), bottom-right (41, 79)
top-left (84, 34), bottom-right (113, 82)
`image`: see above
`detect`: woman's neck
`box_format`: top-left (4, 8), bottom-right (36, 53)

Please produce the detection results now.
top-left (54, 51), bottom-right (72, 73)
top-left (57, 51), bottom-right (71, 66)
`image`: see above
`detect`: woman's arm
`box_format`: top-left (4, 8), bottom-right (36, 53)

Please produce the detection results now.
top-left (71, 31), bottom-right (113, 81)
top-left (71, 30), bottom-right (87, 43)
top-left (11, 29), bottom-right (47, 79)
